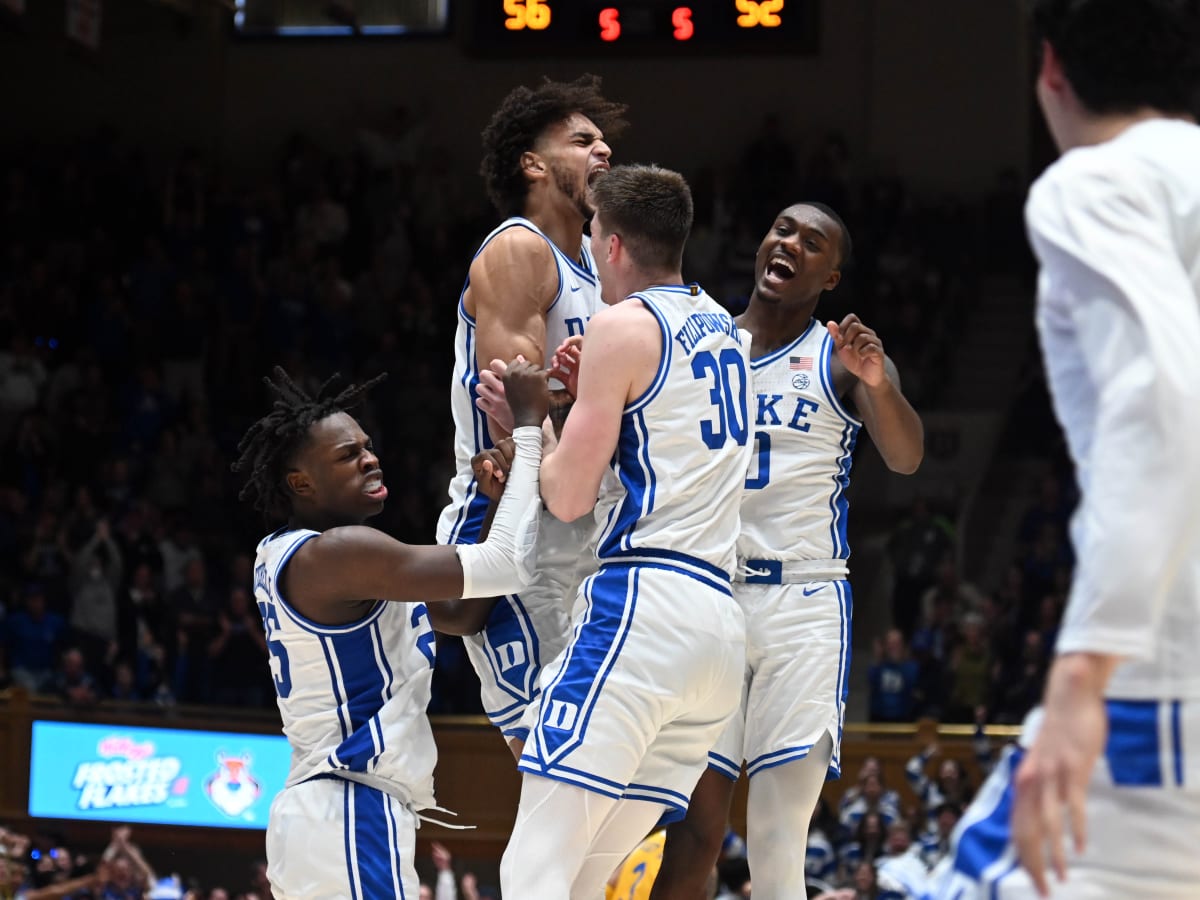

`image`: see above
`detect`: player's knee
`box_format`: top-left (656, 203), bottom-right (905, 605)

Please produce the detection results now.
top-left (665, 807), bottom-right (726, 866)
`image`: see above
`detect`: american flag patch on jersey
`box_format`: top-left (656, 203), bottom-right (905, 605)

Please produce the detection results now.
top-left (789, 356), bottom-right (813, 371)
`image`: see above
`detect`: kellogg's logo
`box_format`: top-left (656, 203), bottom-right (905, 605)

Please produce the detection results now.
top-left (204, 752), bottom-right (262, 819)
top-left (71, 736), bottom-right (187, 811)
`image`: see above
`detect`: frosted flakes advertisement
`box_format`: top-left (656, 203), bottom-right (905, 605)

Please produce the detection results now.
top-left (29, 721), bottom-right (291, 829)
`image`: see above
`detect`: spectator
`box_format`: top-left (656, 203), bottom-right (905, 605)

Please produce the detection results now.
top-left (868, 630), bottom-right (920, 722)
top-left (2, 584), bottom-right (66, 693)
top-left (943, 612), bottom-right (991, 722)
top-left (55, 647), bottom-right (99, 707)
top-left (207, 587), bottom-right (268, 707)
top-left (886, 497), bottom-right (954, 638)
top-left (67, 519), bottom-right (123, 671)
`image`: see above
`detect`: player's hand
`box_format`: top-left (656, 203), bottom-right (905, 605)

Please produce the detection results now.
top-left (1012, 654), bottom-right (1112, 897)
top-left (430, 841), bottom-right (453, 872)
top-left (828, 314), bottom-right (887, 388)
top-left (475, 366), bottom-right (515, 436)
top-left (502, 357), bottom-right (551, 428)
top-left (548, 335), bottom-right (584, 399)
top-left (471, 438), bottom-right (515, 502)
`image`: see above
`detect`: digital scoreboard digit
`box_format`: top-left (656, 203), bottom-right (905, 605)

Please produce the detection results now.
top-left (464, 0), bottom-right (819, 56)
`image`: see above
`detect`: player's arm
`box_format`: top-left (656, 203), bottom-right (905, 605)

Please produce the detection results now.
top-left (426, 443), bottom-right (512, 636)
top-left (1030, 166), bottom-right (1200, 665)
top-left (830, 314), bottom-right (924, 474)
top-left (470, 228), bottom-right (558, 437)
top-left (282, 364), bottom-right (551, 626)
top-left (540, 304), bottom-right (659, 522)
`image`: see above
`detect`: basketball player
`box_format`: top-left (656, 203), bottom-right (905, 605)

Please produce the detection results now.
top-left (648, 202), bottom-right (924, 899)
top-left (927, 1), bottom-right (1200, 897)
top-left (483, 165), bottom-right (750, 898)
top-left (233, 364), bottom-right (548, 900)
top-left (437, 75), bottom-right (627, 758)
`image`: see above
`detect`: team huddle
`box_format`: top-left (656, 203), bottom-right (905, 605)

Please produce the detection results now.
top-left (236, 1), bottom-right (1200, 897)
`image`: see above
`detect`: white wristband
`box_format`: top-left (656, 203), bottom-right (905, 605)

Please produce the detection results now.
top-left (456, 426), bottom-right (542, 598)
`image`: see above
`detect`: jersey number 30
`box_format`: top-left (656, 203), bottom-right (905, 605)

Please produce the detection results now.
top-left (692, 349), bottom-right (749, 450)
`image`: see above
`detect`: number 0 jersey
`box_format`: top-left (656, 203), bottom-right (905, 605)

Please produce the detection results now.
top-left (594, 285), bottom-right (752, 576)
top-left (736, 319), bottom-right (862, 563)
top-left (253, 528), bottom-right (438, 809)
top-left (438, 217), bottom-right (603, 547)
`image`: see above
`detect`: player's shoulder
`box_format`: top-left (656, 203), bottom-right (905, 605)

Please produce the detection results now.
top-left (482, 221), bottom-right (554, 255)
top-left (471, 223), bottom-right (556, 273)
top-left (585, 299), bottom-right (660, 352)
top-left (1026, 122), bottom-right (1194, 232)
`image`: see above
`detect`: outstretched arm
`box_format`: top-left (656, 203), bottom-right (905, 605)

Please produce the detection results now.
top-left (282, 363), bottom-right (551, 626)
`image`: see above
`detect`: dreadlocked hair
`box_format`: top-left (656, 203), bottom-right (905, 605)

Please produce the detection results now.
top-left (480, 73), bottom-right (629, 218)
top-left (232, 366), bottom-right (387, 521)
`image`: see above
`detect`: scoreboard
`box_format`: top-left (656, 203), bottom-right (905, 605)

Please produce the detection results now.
top-left (462, 0), bottom-right (819, 56)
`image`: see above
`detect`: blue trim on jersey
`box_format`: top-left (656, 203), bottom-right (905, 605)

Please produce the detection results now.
top-left (351, 782), bottom-right (406, 899)
top-left (750, 317), bottom-right (818, 369)
top-left (948, 746), bottom-right (1022, 883)
top-left (321, 637), bottom-right (351, 744)
top-left (600, 548), bottom-right (731, 585)
top-left (817, 331), bottom-right (864, 427)
top-left (747, 743), bottom-right (817, 777)
top-left (831, 580), bottom-right (853, 779)
top-left (372, 621), bottom-right (396, 704)
top-left (597, 411), bottom-right (655, 557)
top-left (1104, 699), bottom-right (1162, 786)
top-left (531, 568), bottom-right (638, 767)
top-left (626, 781), bottom-right (690, 807)
top-left (482, 697), bottom-right (528, 728)
top-left (342, 781), bottom-right (358, 900)
top-left (446, 317), bottom-right (492, 545)
top-left (382, 787), bottom-right (407, 898)
top-left (502, 725), bottom-right (530, 742)
top-left (1172, 700), bottom-right (1184, 786)
top-left (515, 759), bottom-right (624, 800)
top-left (817, 336), bottom-right (860, 560)
top-left (477, 591), bottom-right (541, 707)
top-left (316, 626), bottom-right (395, 773)
top-left (707, 751), bottom-right (741, 782)
top-left (623, 295), bottom-right (673, 414)
top-left (269, 530), bottom-right (390, 637)
top-left (827, 422), bottom-right (857, 559)
top-left (598, 557), bottom-right (732, 598)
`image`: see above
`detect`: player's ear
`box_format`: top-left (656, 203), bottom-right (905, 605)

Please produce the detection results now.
top-left (824, 269), bottom-right (842, 292)
top-left (286, 467), bottom-right (315, 500)
top-left (1038, 39), bottom-right (1067, 92)
top-left (520, 151), bottom-right (546, 178)
top-left (606, 232), bottom-right (622, 264)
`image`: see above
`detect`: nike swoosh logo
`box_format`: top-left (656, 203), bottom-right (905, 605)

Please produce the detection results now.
top-left (802, 584), bottom-right (825, 596)
top-left (569, 285), bottom-right (581, 292)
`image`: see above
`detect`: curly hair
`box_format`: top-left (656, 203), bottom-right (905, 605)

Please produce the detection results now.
top-left (232, 366), bottom-right (386, 522)
top-left (480, 74), bottom-right (629, 218)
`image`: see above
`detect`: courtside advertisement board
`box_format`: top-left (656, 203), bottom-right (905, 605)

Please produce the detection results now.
top-left (28, 720), bottom-right (291, 829)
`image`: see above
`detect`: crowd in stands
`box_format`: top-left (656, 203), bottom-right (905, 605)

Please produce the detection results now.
top-left (0, 109), bottom-right (1063, 896)
top-left (0, 823), bottom-right (270, 900)
top-left (0, 114), bottom-right (1030, 718)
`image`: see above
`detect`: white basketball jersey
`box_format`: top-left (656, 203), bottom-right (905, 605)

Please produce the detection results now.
top-left (594, 285), bottom-right (752, 575)
top-left (253, 528), bottom-right (438, 809)
top-left (736, 319), bottom-right (862, 562)
top-left (438, 217), bottom-right (603, 547)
